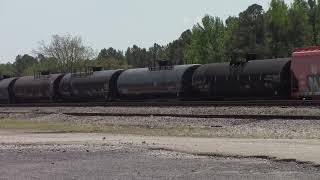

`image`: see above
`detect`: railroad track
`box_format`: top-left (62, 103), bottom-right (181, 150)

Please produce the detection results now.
top-left (0, 100), bottom-right (320, 107)
top-left (2, 111), bottom-right (320, 120)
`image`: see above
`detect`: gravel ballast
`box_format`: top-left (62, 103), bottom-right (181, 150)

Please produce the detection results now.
top-left (0, 106), bottom-right (319, 116)
top-left (0, 105), bottom-right (320, 139)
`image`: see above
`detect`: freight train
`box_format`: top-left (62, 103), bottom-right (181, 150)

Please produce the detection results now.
top-left (0, 46), bottom-right (319, 104)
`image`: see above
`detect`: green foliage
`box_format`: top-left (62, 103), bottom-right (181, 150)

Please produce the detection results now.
top-left (308, 0), bottom-right (318, 44)
top-left (149, 43), bottom-right (167, 65)
top-left (97, 48), bottom-right (124, 61)
top-left (186, 15), bottom-right (226, 64)
top-left (266, 0), bottom-right (290, 57)
top-left (23, 57), bottom-right (60, 76)
top-left (288, 0), bottom-right (313, 48)
top-left (0, 63), bottom-right (15, 76)
top-left (235, 4), bottom-right (267, 57)
top-left (14, 54), bottom-right (38, 76)
top-left (125, 45), bottom-right (150, 68)
top-left (95, 48), bottom-right (129, 69)
top-left (225, 16), bottom-right (239, 59)
top-left (164, 30), bottom-right (192, 65)
top-left (124, 44), bottom-right (167, 68)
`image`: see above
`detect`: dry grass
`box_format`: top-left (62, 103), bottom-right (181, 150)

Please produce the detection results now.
top-left (0, 118), bottom-right (213, 137)
top-left (2, 118), bottom-right (318, 139)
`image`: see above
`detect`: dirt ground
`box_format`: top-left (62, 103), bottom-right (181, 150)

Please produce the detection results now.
top-left (1, 147), bottom-right (320, 180)
top-left (1, 130), bottom-right (320, 165)
top-left (0, 130), bottom-right (320, 180)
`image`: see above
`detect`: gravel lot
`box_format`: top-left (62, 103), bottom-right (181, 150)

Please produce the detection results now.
top-left (0, 144), bottom-right (319, 180)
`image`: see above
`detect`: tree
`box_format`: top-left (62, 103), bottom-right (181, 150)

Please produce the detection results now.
top-left (97, 48), bottom-right (125, 60)
top-left (14, 54), bottom-right (38, 76)
top-left (231, 4), bottom-right (267, 59)
top-left (288, 0), bottom-right (313, 48)
top-left (125, 45), bottom-right (150, 68)
top-left (96, 48), bottom-right (128, 69)
top-left (149, 43), bottom-right (166, 66)
top-left (186, 15), bottom-right (226, 64)
top-left (0, 63), bottom-right (16, 77)
top-left (308, 0), bottom-right (318, 44)
top-left (165, 30), bottom-right (192, 65)
top-left (23, 57), bottom-right (60, 76)
top-left (36, 34), bottom-right (94, 73)
top-left (225, 16), bottom-right (240, 60)
top-left (266, 0), bottom-right (290, 58)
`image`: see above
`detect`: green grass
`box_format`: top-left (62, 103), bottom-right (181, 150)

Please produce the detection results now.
top-left (0, 118), bottom-right (213, 137)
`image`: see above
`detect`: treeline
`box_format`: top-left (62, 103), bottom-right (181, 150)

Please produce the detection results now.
top-left (1, 0), bottom-right (320, 76)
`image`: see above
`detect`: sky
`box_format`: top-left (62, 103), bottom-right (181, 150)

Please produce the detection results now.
top-left (0, 0), bottom-right (293, 63)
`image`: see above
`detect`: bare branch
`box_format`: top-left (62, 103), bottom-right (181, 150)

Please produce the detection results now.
top-left (36, 34), bottom-right (94, 72)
